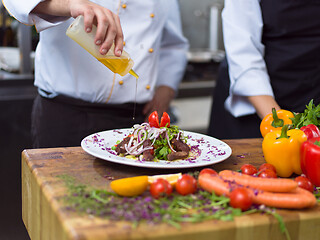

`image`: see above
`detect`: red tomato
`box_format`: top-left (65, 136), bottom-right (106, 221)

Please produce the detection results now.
top-left (175, 174), bottom-right (197, 196)
top-left (160, 112), bottom-right (170, 128)
top-left (240, 164), bottom-right (258, 176)
top-left (258, 169), bottom-right (277, 178)
top-left (148, 111), bottom-right (160, 128)
top-left (259, 163), bottom-right (277, 175)
top-left (229, 188), bottom-right (253, 211)
top-left (149, 178), bottom-right (173, 199)
top-left (199, 168), bottom-right (218, 176)
top-left (149, 148), bottom-right (154, 156)
top-left (295, 175), bottom-right (314, 193)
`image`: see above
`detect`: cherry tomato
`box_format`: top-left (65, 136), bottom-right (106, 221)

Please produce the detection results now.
top-left (258, 169), bottom-right (277, 178)
top-left (229, 187), bottom-right (253, 211)
top-left (199, 168), bottom-right (218, 176)
top-left (148, 111), bottom-right (160, 128)
top-left (259, 163), bottom-right (277, 175)
top-left (175, 174), bottom-right (197, 196)
top-left (149, 178), bottom-right (173, 199)
top-left (240, 164), bottom-right (258, 176)
top-left (160, 112), bottom-right (170, 128)
top-left (295, 175), bottom-right (314, 193)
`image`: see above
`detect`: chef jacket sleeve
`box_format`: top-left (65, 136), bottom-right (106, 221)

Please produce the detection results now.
top-left (223, 0), bottom-right (275, 117)
top-left (3, 0), bottom-right (69, 32)
top-left (156, 0), bottom-right (189, 92)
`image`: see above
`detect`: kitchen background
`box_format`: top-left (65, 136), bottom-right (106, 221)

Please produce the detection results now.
top-left (0, 0), bottom-right (224, 239)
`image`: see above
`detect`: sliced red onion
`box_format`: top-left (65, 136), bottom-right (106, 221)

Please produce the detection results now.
top-left (125, 143), bottom-right (139, 155)
top-left (134, 146), bottom-right (153, 156)
top-left (148, 128), bottom-right (159, 140)
top-left (176, 131), bottom-right (181, 140)
top-left (165, 132), bottom-right (176, 152)
top-left (128, 136), bottom-right (134, 147)
top-left (136, 129), bottom-right (146, 143)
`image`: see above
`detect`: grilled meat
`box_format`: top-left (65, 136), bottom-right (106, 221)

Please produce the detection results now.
top-left (142, 139), bottom-right (154, 161)
top-left (167, 138), bottom-right (190, 161)
top-left (115, 136), bottom-right (130, 154)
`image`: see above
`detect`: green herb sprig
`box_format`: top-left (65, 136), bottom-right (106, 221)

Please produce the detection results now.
top-left (291, 99), bottom-right (320, 129)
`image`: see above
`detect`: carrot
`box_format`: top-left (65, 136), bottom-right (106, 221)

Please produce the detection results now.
top-left (198, 173), bottom-right (231, 196)
top-left (219, 170), bottom-right (298, 193)
top-left (249, 187), bottom-right (317, 209)
top-left (198, 173), bottom-right (317, 209)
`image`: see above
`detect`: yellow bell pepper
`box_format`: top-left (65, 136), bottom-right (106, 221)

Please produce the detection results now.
top-left (262, 125), bottom-right (307, 177)
top-left (260, 108), bottom-right (294, 137)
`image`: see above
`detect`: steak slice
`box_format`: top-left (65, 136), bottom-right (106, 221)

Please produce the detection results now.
top-left (115, 136), bottom-right (130, 154)
top-left (167, 139), bottom-right (190, 161)
top-left (171, 138), bottom-right (190, 152)
top-left (167, 151), bottom-right (189, 161)
top-left (142, 139), bottom-right (154, 161)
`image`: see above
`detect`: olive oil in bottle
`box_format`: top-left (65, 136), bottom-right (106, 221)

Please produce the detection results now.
top-left (66, 15), bottom-right (138, 77)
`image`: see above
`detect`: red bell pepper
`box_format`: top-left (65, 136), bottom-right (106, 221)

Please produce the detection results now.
top-left (301, 137), bottom-right (320, 187)
top-left (300, 124), bottom-right (320, 139)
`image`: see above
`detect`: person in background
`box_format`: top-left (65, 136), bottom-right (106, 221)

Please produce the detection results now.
top-left (208, 0), bottom-right (320, 139)
top-left (3, 0), bottom-right (189, 148)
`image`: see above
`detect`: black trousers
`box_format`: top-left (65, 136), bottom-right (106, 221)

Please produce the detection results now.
top-left (31, 94), bottom-right (146, 148)
top-left (207, 59), bottom-right (262, 139)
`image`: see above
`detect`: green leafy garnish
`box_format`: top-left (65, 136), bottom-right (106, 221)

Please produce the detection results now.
top-left (152, 125), bottom-right (186, 160)
top-left (291, 99), bottom-right (320, 129)
top-left (155, 146), bottom-right (170, 160)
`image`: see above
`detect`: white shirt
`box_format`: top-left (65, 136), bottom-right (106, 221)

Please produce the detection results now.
top-left (222, 0), bottom-right (274, 117)
top-left (3, 0), bottom-right (189, 104)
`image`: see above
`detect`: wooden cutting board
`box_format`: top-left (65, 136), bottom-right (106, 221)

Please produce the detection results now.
top-left (21, 138), bottom-right (320, 240)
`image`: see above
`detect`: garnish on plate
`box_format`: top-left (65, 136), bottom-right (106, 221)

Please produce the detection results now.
top-left (114, 111), bottom-right (191, 161)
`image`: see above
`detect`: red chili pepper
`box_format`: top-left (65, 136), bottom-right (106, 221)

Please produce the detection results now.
top-left (300, 124), bottom-right (320, 139)
top-left (301, 137), bottom-right (320, 186)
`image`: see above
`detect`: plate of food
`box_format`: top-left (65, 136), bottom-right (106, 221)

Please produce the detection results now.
top-left (81, 111), bottom-right (232, 169)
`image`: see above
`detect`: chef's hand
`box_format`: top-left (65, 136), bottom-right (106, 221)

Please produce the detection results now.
top-left (32, 0), bottom-right (124, 57)
top-left (143, 86), bottom-right (175, 122)
top-left (69, 0), bottom-right (124, 56)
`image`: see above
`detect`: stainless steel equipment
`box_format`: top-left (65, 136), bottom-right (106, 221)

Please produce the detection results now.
top-left (178, 0), bottom-right (224, 63)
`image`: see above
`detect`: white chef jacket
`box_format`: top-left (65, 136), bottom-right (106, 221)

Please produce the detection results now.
top-left (222, 0), bottom-right (274, 117)
top-left (3, 0), bottom-right (189, 104)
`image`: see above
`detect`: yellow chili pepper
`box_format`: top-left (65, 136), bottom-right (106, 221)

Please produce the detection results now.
top-left (262, 125), bottom-right (307, 177)
top-left (260, 108), bottom-right (294, 137)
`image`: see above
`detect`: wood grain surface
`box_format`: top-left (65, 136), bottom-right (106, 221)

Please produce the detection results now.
top-left (21, 138), bottom-right (320, 240)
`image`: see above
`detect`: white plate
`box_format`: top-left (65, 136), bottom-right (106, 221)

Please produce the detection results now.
top-left (81, 129), bottom-right (232, 169)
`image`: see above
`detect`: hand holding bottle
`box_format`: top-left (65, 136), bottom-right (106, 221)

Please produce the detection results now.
top-left (32, 0), bottom-right (124, 56)
top-left (67, 16), bottom-right (138, 77)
